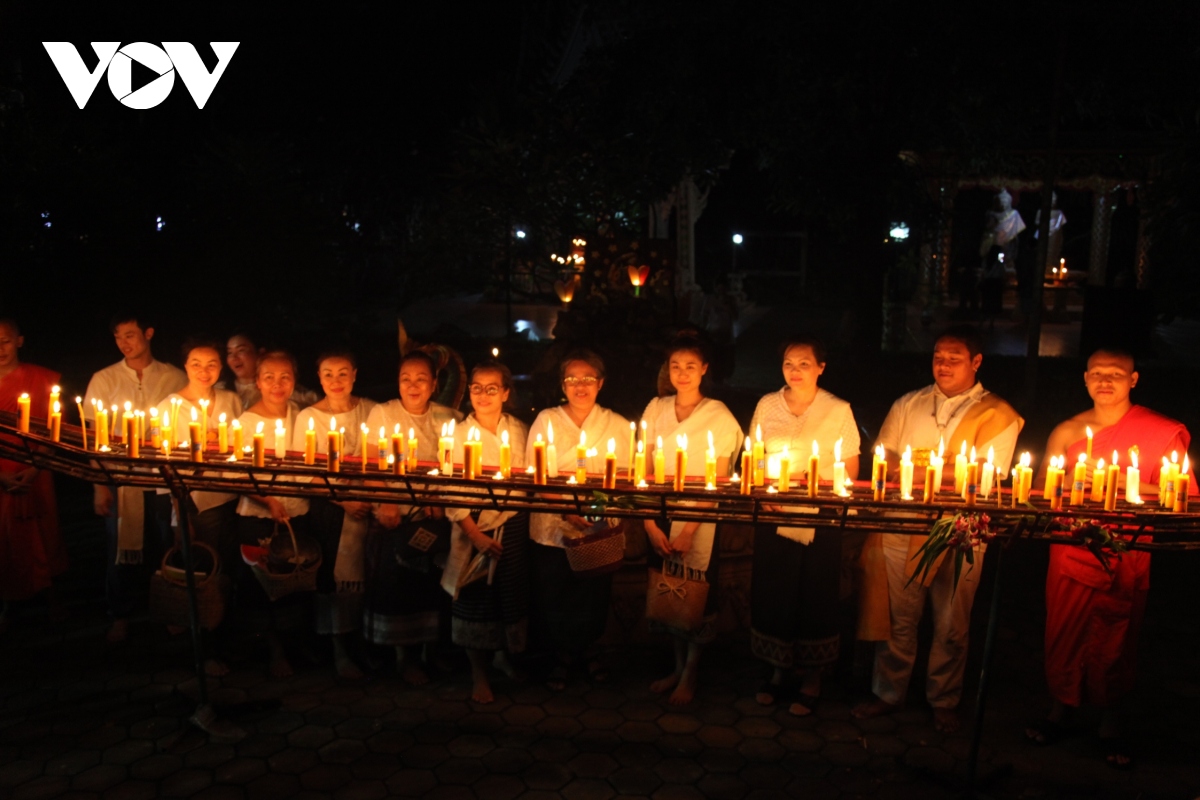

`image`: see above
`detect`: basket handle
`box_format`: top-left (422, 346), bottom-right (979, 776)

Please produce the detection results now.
top-left (159, 541), bottom-right (219, 588)
top-left (273, 518), bottom-right (301, 564)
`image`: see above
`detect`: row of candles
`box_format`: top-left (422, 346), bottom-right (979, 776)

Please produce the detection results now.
top-left (11, 392), bottom-right (1190, 511)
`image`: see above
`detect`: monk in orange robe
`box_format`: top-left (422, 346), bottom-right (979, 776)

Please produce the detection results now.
top-left (0, 319), bottom-right (67, 630)
top-left (1028, 348), bottom-right (1193, 769)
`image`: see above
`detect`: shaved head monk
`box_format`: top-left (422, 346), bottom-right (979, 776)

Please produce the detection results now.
top-left (1027, 348), bottom-right (1194, 769)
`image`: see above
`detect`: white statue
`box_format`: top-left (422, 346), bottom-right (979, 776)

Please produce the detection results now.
top-left (1033, 191), bottom-right (1067, 274)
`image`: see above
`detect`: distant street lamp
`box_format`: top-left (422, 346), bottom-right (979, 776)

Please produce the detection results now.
top-left (731, 232), bottom-right (744, 273)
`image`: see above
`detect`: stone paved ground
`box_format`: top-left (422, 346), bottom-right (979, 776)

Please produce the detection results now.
top-left (3, 496), bottom-right (1200, 799)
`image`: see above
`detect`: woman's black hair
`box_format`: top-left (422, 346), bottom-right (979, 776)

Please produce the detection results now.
top-left (399, 350), bottom-right (438, 377)
top-left (559, 349), bottom-right (606, 381)
top-left (316, 348), bottom-right (358, 371)
top-left (180, 338), bottom-right (224, 365)
top-left (778, 336), bottom-right (827, 365)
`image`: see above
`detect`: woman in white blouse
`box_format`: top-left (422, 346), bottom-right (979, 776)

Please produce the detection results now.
top-left (362, 350), bottom-right (461, 685)
top-left (641, 337), bottom-right (743, 706)
top-left (154, 339), bottom-right (244, 675)
top-left (234, 350), bottom-right (308, 678)
top-left (292, 350), bottom-right (377, 679)
top-left (749, 337), bottom-right (860, 715)
top-left (525, 350), bottom-right (631, 690)
top-left (443, 361), bottom-right (529, 703)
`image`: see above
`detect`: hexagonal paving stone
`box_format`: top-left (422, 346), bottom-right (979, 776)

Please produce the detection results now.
top-left (365, 731), bottom-right (413, 755)
top-left (384, 768), bottom-right (437, 797)
top-left (608, 766), bottom-right (663, 795)
top-left (560, 777), bottom-right (617, 800)
top-left (12, 776), bottom-right (71, 799)
top-left (654, 756), bottom-right (705, 785)
top-left (236, 735), bottom-right (287, 760)
top-left (481, 747), bottom-right (534, 774)
top-left (129, 753), bottom-right (182, 781)
top-left (778, 751), bottom-right (833, 779)
top-left (399, 744), bottom-right (449, 769)
top-left (299, 763), bottom-right (354, 792)
top-left (614, 721), bottom-right (661, 743)
top-left (455, 712), bottom-right (503, 735)
top-left (433, 757), bottom-right (487, 785)
top-left (577, 708), bottom-right (624, 731)
top-left (904, 746), bottom-right (955, 773)
top-left (102, 740), bottom-right (155, 766)
top-left (696, 725), bottom-right (742, 749)
top-left (349, 698), bottom-right (394, 718)
top-left (445, 734), bottom-right (493, 759)
top-left (244, 772), bottom-right (301, 800)
top-left (656, 734), bottom-right (703, 757)
top-left (333, 779), bottom-right (389, 799)
top-left (411, 722), bottom-right (456, 744)
top-left (543, 694), bottom-right (588, 717)
top-left (97, 778), bottom-right (158, 800)
top-left (334, 718), bottom-right (383, 741)
top-left (535, 716), bottom-right (583, 739)
top-left (468, 774), bottom-right (524, 800)
top-left (267, 748), bottom-right (320, 774)
top-left (573, 730), bottom-right (622, 753)
top-left (739, 762), bottom-right (794, 790)
top-left (520, 760), bottom-right (572, 790)
top-left (897, 723), bottom-right (943, 747)
top-left (159, 767), bottom-right (214, 797)
top-left (616, 700), bottom-right (663, 722)
top-left (696, 772), bottom-right (750, 800)
top-left (318, 738), bottom-right (367, 765)
top-left (349, 752), bottom-right (402, 781)
top-left (821, 740), bottom-right (871, 768)
top-left (70, 763), bottom-right (127, 793)
top-left (214, 756), bottom-right (269, 784)
top-left (651, 784), bottom-right (706, 800)
top-left (424, 702), bottom-right (470, 723)
top-left (528, 737), bottom-right (577, 763)
top-left (864, 734), bottom-right (907, 757)
top-left (582, 688), bottom-right (625, 709)
top-left (501, 704), bottom-right (545, 727)
top-left (567, 751), bottom-right (619, 778)
top-left (287, 726), bottom-right (336, 749)
top-left (305, 706), bottom-right (351, 727)
top-left (43, 748), bottom-right (100, 776)
top-left (777, 729), bottom-right (824, 753)
top-left (656, 713), bottom-right (701, 735)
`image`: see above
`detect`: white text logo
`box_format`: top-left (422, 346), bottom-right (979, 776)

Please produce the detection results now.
top-left (42, 42), bottom-right (239, 109)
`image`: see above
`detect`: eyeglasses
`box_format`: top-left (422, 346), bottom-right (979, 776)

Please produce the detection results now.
top-left (469, 384), bottom-right (503, 396)
top-left (563, 376), bottom-right (599, 388)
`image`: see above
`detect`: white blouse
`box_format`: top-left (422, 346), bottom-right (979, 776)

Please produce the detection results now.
top-left (235, 405), bottom-right (308, 520)
top-left (154, 389), bottom-right (244, 513)
top-left (293, 398), bottom-right (378, 460)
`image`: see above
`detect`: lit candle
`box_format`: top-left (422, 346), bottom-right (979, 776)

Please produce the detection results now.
top-left (472, 427), bottom-right (482, 475)
top-left (1104, 451), bottom-right (1120, 511)
top-left (441, 420), bottom-right (456, 476)
top-left (464, 426), bottom-right (478, 480)
top-left (576, 430), bottom-right (588, 484)
top-left (274, 419), bottom-right (287, 460)
top-left (94, 401), bottom-right (107, 449)
top-left (833, 438), bottom-right (847, 497)
top-left (499, 429), bottom-right (512, 478)
top-left (546, 422), bottom-right (559, 478)
top-left (326, 417), bottom-right (339, 472)
top-left (634, 439), bottom-right (646, 485)
top-left (110, 405), bottom-right (120, 443)
top-left (604, 437), bottom-right (618, 489)
top-left (148, 408), bottom-right (161, 450)
top-left (170, 397), bottom-right (181, 437)
top-left (217, 413), bottom-right (228, 454)
top-left (872, 445), bottom-right (887, 502)
top-left (674, 434), bottom-right (688, 492)
top-left (961, 446), bottom-right (978, 500)
top-left (654, 436), bottom-right (666, 485)
top-left (926, 440), bottom-right (945, 502)
top-left (304, 417), bottom-right (317, 465)
top-left (980, 447), bottom-right (995, 500)
top-left (706, 431), bottom-right (718, 489)
top-left (45, 385), bottom-right (59, 428)
top-left (137, 410), bottom-right (145, 446)
top-left (75, 397), bottom-right (88, 451)
top-left (995, 468), bottom-right (1003, 508)
top-left (1124, 449), bottom-right (1140, 504)
top-left (1158, 456), bottom-right (1171, 507)
top-left (1164, 451), bottom-right (1180, 509)
top-left (253, 421), bottom-right (265, 467)
top-left (900, 445), bottom-right (914, 500)
top-left (1085, 426), bottom-right (1093, 462)
top-left (1174, 455), bottom-right (1190, 513)
top-left (128, 411), bottom-right (141, 457)
top-left (965, 459), bottom-right (979, 506)
top-left (740, 437), bottom-right (753, 496)
top-left (533, 433), bottom-right (547, 485)
top-left (189, 408), bottom-right (203, 463)
top-left (49, 400), bottom-right (62, 442)
top-left (407, 427), bottom-right (418, 472)
top-left (753, 424), bottom-right (765, 487)
top-left (954, 441), bottom-right (968, 495)
top-left (360, 423), bottom-right (370, 473)
top-left (389, 425), bottom-right (402, 473)
top-left (628, 421), bottom-right (637, 481)
top-left (198, 398), bottom-right (209, 447)
top-left (122, 401), bottom-right (134, 445)
top-left (1091, 458), bottom-right (1107, 503)
top-left (158, 406), bottom-right (169, 451)
top-left (1047, 456), bottom-right (1063, 510)
top-left (231, 419), bottom-right (243, 459)
top-left (1070, 452), bottom-right (1088, 506)
top-left (1018, 452), bottom-right (1033, 503)
top-left (777, 444), bottom-right (791, 493)
top-left (807, 440), bottom-right (820, 498)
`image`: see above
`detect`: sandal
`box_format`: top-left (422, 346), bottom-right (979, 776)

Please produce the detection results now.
top-left (1024, 719), bottom-right (1068, 746)
top-left (1100, 736), bottom-right (1134, 770)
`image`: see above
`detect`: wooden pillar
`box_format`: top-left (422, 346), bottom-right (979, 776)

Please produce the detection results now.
top-left (1088, 188), bottom-right (1112, 286)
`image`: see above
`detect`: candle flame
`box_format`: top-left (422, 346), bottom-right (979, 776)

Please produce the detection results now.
top-left (1131, 451), bottom-right (1138, 469)
top-left (380, 426), bottom-right (386, 438)
top-left (448, 419), bottom-right (455, 436)
top-left (53, 400), bottom-right (60, 413)
top-left (547, 421), bottom-right (554, 443)
top-left (501, 429), bottom-right (509, 445)
top-left (875, 444), bottom-right (885, 459)
top-left (1096, 458), bottom-right (1105, 470)
top-left (232, 419), bottom-right (241, 430)
top-left (960, 441), bottom-right (967, 456)
top-left (1020, 452), bottom-right (1031, 467)
top-left (969, 445), bottom-right (977, 462)
top-left (834, 437), bottom-right (843, 462)
top-left (579, 430), bottom-right (586, 447)
top-left (275, 419), bottom-right (284, 431)
top-left (782, 444), bottom-right (790, 457)
top-left (219, 412), bottom-right (226, 423)
top-left (361, 422), bottom-right (369, 434)
top-left (755, 423), bottom-right (762, 443)
top-left (1172, 450), bottom-right (1179, 464)
top-left (607, 437), bottom-right (616, 455)
top-left (330, 416), bottom-right (337, 431)
top-left (536, 433), bottom-right (543, 443)
top-left (1078, 452), bottom-right (1087, 464)
top-left (658, 435), bottom-right (663, 449)
top-left (637, 439), bottom-right (644, 453)
top-left (1183, 455), bottom-right (1190, 474)
top-left (256, 421), bottom-right (264, 434)
top-left (1112, 450), bottom-right (1119, 466)
top-left (812, 440), bottom-right (819, 457)
top-left (308, 417), bottom-right (315, 431)
top-left (987, 447), bottom-right (994, 465)
top-left (678, 433), bottom-right (688, 449)
top-left (409, 427), bottom-right (415, 439)
top-left (190, 407), bottom-right (198, 421)
top-left (744, 435), bottom-right (752, 453)
top-left (75, 395), bottom-right (82, 403)
top-left (494, 471), bottom-right (503, 480)
top-left (902, 445), bottom-right (912, 464)
top-left (150, 408), bottom-right (158, 419)
top-left (631, 421), bottom-right (636, 431)
top-left (1086, 426), bottom-right (1093, 439)
top-left (731, 472), bottom-right (740, 482)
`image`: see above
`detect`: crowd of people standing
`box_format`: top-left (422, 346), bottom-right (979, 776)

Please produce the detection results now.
top-left (0, 312), bottom-right (1192, 770)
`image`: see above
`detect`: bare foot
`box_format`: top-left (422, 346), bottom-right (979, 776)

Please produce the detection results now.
top-left (851, 696), bottom-right (897, 720)
top-left (471, 679), bottom-right (495, 704)
top-left (650, 672), bottom-right (681, 694)
top-left (933, 708), bottom-right (960, 734)
top-left (106, 619), bottom-right (128, 643)
top-left (788, 701), bottom-right (814, 717)
top-left (335, 656), bottom-right (364, 680)
top-left (204, 658), bottom-right (230, 677)
top-left (667, 670), bottom-right (697, 706)
top-left (401, 664), bottom-right (429, 686)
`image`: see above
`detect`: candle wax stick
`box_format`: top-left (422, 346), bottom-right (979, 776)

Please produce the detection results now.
top-left (777, 448), bottom-right (790, 493)
top-left (1103, 461), bottom-right (1119, 511)
top-left (17, 394), bottom-right (30, 432)
top-left (807, 445), bottom-right (820, 498)
top-left (47, 386), bottom-right (60, 428)
top-left (654, 437), bottom-right (665, 485)
top-left (533, 436), bottom-right (547, 485)
top-left (218, 416), bottom-right (228, 454)
top-left (752, 426), bottom-right (765, 487)
top-left (76, 399), bottom-right (88, 452)
top-left (674, 448), bottom-right (688, 492)
top-left (965, 461), bottom-right (978, 506)
top-left (232, 421), bottom-right (243, 459)
top-left (50, 403), bottom-right (62, 443)
top-left (1070, 455), bottom-right (1088, 506)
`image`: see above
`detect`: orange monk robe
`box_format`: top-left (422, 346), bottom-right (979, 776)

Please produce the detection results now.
top-left (0, 363), bottom-right (68, 601)
top-left (1046, 405), bottom-right (1193, 707)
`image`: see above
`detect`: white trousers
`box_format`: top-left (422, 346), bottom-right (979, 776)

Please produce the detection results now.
top-left (872, 533), bottom-right (985, 709)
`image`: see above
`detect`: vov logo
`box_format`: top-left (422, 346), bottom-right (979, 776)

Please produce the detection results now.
top-left (42, 42), bottom-right (239, 109)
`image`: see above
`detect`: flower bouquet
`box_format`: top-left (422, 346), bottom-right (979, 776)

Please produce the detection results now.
top-left (908, 512), bottom-right (1000, 589)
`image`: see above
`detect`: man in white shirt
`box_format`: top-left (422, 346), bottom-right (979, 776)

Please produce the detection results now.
top-left (85, 313), bottom-right (187, 642)
top-left (853, 326), bottom-right (1022, 733)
